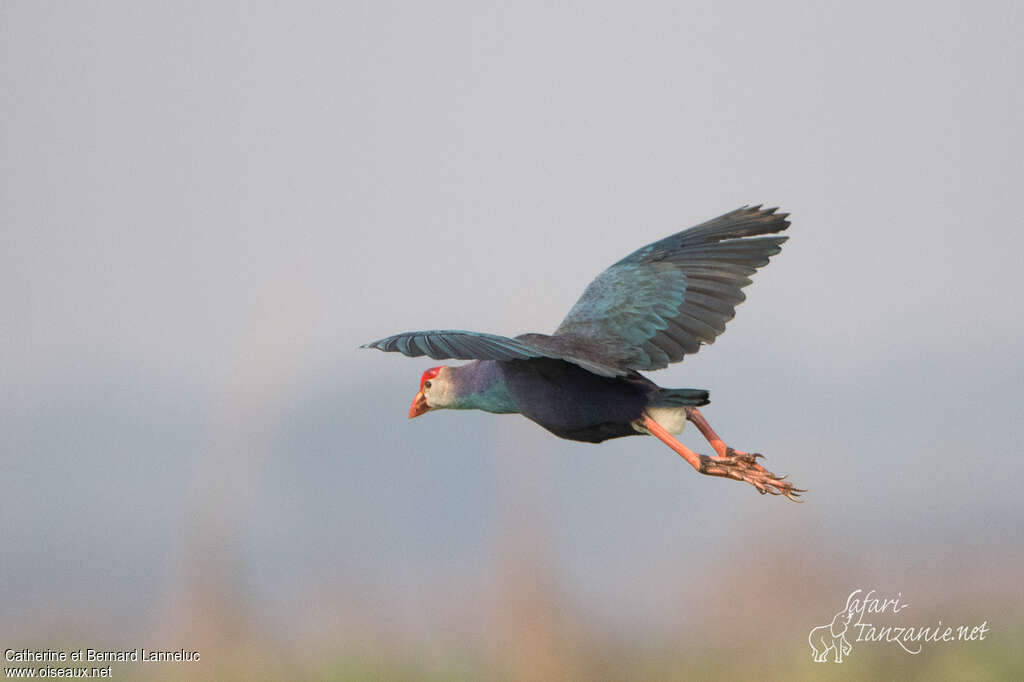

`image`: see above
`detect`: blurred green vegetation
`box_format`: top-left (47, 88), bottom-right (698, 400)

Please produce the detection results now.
top-left (16, 539), bottom-right (1020, 682)
top-left (111, 625), bottom-right (1021, 681)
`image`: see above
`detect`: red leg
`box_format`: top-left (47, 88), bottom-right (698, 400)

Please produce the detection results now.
top-left (641, 413), bottom-right (804, 501)
top-left (640, 414), bottom-right (704, 472)
top-left (685, 407), bottom-right (732, 458)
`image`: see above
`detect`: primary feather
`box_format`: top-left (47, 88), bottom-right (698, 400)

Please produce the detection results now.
top-left (360, 330), bottom-right (625, 376)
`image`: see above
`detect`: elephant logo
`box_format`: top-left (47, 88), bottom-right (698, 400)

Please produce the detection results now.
top-left (808, 592), bottom-right (857, 663)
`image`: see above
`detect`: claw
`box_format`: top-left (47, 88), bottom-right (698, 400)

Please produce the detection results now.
top-left (699, 451), bottom-right (804, 501)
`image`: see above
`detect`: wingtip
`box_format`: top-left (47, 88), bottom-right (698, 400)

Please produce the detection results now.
top-left (756, 204), bottom-right (791, 232)
top-left (736, 204), bottom-right (791, 228)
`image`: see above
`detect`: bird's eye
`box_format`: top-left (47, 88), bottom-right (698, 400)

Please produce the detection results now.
top-left (424, 381), bottom-right (432, 389)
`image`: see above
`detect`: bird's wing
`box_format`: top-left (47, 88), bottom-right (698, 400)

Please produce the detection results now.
top-left (360, 329), bottom-right (625, 377)
top-left (553, 205), bottom-right (790, 372)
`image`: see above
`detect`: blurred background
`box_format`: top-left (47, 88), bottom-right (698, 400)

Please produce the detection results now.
top-left (2, 1), bottom-right (1022, 680)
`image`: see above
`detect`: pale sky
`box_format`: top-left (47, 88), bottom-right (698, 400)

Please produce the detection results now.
top-left (2, 0), bottom-right (1022, 649)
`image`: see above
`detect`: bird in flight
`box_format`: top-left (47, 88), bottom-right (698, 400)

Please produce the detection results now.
top-left (362, 205), bottom-right (803, 501)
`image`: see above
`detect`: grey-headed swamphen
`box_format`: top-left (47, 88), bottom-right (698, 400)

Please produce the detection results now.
top-left (362, 205), bottom-right (803, 500)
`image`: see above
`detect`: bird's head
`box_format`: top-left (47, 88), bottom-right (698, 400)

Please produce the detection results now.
top-left (409, 365), bottom-right (453, 418)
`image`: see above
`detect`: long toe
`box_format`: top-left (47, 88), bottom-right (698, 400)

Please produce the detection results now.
top-left (698, 452), bottom-right (805, 502)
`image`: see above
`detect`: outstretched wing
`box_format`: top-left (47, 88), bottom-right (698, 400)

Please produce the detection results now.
top-left (360, 329), bottom-right (624, 377)
top-left (554, 205), bottom-right (790, 371)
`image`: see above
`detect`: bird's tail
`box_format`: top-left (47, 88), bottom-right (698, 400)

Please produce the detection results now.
top-left (650, 387), bottom-right (710, 407)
